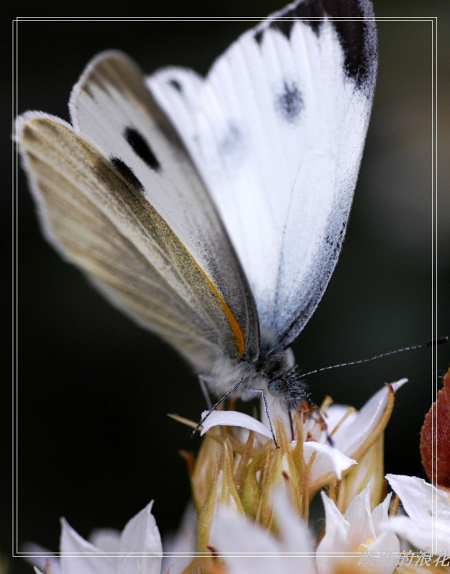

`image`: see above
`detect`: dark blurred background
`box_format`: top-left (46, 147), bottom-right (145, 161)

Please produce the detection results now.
top-left (4, 0), bottom-right (450, 572)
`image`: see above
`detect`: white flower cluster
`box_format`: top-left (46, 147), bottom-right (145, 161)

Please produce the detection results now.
top-left (25, 380), bottom-right (450, 574)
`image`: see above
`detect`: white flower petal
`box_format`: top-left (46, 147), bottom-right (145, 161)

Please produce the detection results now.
top-left (60, 518), bottom-right (115, 574)
top-left (327, 405), bottom-right (358, 430)
top-left (22, 542), bottom-right (62, 574)
top-left (344, 486), bottom-right (374, 546)
top-left (385, 474), bottom-right (450, 553)
top-left (372, 493), bottom-right (392, 537)
top-left (318, 486), bottom-right (399, 574)
top-left (210, 508), bottom-right (283, 574)
top-left (26, 502), bottom-right (164, 574)
top-left (200, 410), bottom-right (272, 440)
top-left (89, 529), bottom-right (121, 553)
top-left (365, 531), bottom-right (400, 574)
top-left (210, 506), bottom-right (316, 574)
top-left (162, 503), bottom-right (197, 574)
top-left (385, 515), bottom-right (446, 553)
top-left (304, 441), bottom-right (356, 482)
top-left (386, 474), bottom-right (450, 524)
top-left (317, 493), bottom-right (351, 555)
top-left (118, 501), bottom-right (162, 574)
top-left (389, 516), bottom-right (432, 553)
top-left (272, 488), bottom-right (316, 560)
top-left (332, 379), bottom-right (408, 456)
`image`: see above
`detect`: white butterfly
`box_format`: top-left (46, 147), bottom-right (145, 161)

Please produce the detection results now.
top-left (16, 0), bottom-right (378, 440)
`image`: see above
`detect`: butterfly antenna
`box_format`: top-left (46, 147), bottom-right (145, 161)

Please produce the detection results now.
top-left (299, 337), bottom-right (448, 380)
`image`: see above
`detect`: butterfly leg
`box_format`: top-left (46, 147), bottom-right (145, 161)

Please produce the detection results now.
top-left (192, 377), bottom-right (244, 438)
top-left (302, 401), bottom-right (334, 446)
top-left (288, 411), bottom-right (295, 442)
top-left (248, 388), bottom-right (279, 449)
top-left (198, 375), bottom-right (213, 409)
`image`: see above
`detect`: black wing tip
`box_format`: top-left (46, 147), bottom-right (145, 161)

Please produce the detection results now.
top-left (254, 0), bottom-right (377, 90)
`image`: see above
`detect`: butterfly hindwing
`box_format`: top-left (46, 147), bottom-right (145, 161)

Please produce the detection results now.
top-left (17, 111), bottom-right (259, 371)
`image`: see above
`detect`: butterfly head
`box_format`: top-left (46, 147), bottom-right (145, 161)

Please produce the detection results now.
top-left (254, 339), bottom-right (310, 411)
top-left (266, 367), bottom-right (310, 411)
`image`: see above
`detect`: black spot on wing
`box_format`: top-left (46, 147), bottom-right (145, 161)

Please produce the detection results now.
top-left (110, 156), bottom-right (144, 193)
top-left (276, 81), bottom-right (303, 123)
top-left (261, 0), bottom-right (377, 89)
top-left (124, 127), bottom-right (161, 172)
top-left (168, 78), bottom-right (183, 92)
top-left (219, 123), bottom-right (243, 155)
top-left (217, 123), bottom-right (246, 173)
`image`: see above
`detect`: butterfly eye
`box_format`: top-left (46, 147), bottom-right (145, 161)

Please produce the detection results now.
top-left (268, 378), bottom-right (288, 397)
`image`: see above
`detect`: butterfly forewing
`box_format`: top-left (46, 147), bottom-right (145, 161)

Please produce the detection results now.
top-left (148, 0), bottom-right (378, 347)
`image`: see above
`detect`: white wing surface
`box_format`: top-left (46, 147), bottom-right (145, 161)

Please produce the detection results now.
top-left (148, 0), bottom-right (378, 347)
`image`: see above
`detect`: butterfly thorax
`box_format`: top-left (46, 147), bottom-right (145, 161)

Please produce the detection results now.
top-left (205, 337), bottom-right (310, 412)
